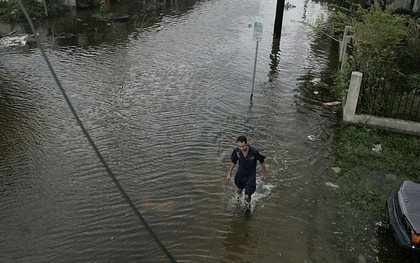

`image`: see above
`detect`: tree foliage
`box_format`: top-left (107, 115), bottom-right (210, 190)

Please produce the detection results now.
top-left (0, 0), bottom-right (67, 23)
top-left (331, 0), bottom-right (419, 103)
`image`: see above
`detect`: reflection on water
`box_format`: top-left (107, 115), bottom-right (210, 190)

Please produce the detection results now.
top-left (8, 0), bottom-right (202, 47)
top-left (0, 0), bottom-right (347, 262)
top-left (223, 219), bottom-right (251, 261)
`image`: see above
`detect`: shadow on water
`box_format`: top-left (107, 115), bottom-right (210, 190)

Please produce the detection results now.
top-left (223, 219), bottom-right (251, 262)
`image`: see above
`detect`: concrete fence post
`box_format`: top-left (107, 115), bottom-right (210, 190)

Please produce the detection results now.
top-left (339, 26), bottom-right (353, 63)
top-left (340, 35), bottom-right (353, 70)
top-left (413, 0), bottom-right (419, 11)
top-left (343, 71), bottom-right (363, 122)
top-left (339, 26), bottom-right (354, 70)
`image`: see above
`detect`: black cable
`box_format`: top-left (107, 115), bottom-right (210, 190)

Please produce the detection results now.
top-left (15, 1), bottom-right (177, 262)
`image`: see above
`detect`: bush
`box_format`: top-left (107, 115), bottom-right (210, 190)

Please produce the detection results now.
top-left (0, 0), bottom-right (68, 23)
top-left (330, 0), bottom-right (420, 105)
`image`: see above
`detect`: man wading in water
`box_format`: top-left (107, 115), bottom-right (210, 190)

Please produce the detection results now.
top-left (226, 136), bottom-right (268, 217)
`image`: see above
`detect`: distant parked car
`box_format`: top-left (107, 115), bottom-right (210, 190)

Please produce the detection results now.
top-left (385, 180), bottom-right (420, 252)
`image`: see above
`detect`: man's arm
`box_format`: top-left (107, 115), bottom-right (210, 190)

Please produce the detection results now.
top-left (226, 163), bottom-right (236, 181)
top-left (260, 162), bottom-right (268, 181)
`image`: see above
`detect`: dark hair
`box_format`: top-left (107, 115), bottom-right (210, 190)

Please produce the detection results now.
top-left (236, 136), bottom-right (247, 144)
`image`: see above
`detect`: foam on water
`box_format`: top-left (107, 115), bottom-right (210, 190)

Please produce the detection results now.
top-left (226, 178), bottom-right (275, 217)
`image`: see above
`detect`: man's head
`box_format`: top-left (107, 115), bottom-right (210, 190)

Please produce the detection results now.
top-left (236, 136), bottom-right (247, 144)
top-left (236, 136), bottom-right (248, 151)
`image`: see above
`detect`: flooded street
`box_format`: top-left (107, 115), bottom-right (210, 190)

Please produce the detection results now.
top-left (0, 0), bottom-right (343, 262)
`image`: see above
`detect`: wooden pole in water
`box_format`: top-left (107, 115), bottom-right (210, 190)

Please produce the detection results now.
top-left (103, 0), bottom-right (111, 13)
top-left (273, 0), bottom-right (285, 39)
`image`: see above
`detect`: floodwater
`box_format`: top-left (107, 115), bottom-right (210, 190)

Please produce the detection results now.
top-left (0, 0), bottom-right (345, 262)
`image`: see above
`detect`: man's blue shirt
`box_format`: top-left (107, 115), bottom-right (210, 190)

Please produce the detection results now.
top-left (231, 145), bottom-right (265, 177)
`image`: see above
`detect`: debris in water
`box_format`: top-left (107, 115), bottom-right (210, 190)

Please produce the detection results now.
top-left (372, 143), bottom-right (382, 152)
top-left (331, 167), bottom-right (341, 174)
top-left (325, 182), bottom-right (340, 189)
top-left (0, 35), bottom-right (28, 47)
top-left (307, 135), bottom-right (317, 141)
top-left (322, 101), bottom-right (341, 106)
top-left (375, 221), bottom-right (384, 227)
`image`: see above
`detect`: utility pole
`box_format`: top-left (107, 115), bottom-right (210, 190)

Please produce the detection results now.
top-left (271, 0), bottom-right (285, 69)
top-left (273, 0), bottom-right (285, 39)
